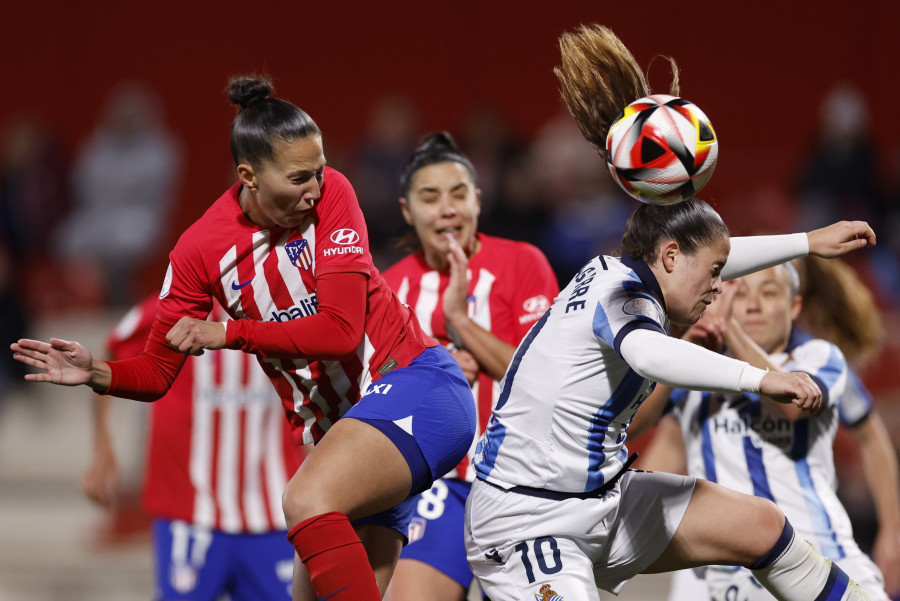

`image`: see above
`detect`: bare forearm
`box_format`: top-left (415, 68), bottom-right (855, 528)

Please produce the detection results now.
top-left (720, 317), bottom-right (807, 421)
top-left (88, 359), bottom-right (112, 394)
top-left (855, 414), bottom-right (900, 532)
top-left (445, 314), bottom-right (516, 382)
top-left (91, 393), bottom-right (114, 446)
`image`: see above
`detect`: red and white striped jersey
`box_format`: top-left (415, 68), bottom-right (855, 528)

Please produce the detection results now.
top-left (157, 167), bottom-right (435, 445)
top-left (383, 234), bottom-right (558, 480)
top-left (108, 296), bottom-right (303, 533)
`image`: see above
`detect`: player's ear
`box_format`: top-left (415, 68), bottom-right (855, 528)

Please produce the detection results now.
top-left (237, 163), bottom-right (258, 192)
top-left (399, 197), bottom-right (413, 226)
top-left (660, 241), bottom-right (680, 273)
top-left (790, 294), bottom-right (803, 321)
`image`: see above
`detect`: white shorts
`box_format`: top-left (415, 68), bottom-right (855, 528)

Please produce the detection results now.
top-left (464, 470), bottom-right (695, 600)
top-left (704, 553), bottom-right (889, 601)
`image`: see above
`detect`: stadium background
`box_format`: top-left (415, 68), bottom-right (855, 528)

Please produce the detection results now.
top-left (1, 1), bottom-right (899, 599)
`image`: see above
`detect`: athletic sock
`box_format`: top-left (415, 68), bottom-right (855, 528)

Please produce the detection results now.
top-left (750, 519), bottom-right (871, 601)
top-left (287, 511), bottom-right (381, 601)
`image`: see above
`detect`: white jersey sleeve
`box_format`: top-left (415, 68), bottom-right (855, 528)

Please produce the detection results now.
top-left (838, 369), bottom-right (873, 427)
top-left (724, 233), bottom-right (808, 281)
top-left (620, 329), bottom-right (765, 393)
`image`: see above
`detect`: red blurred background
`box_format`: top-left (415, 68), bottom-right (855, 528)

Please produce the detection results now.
top-left (4, 0), bottom-right (898, 235)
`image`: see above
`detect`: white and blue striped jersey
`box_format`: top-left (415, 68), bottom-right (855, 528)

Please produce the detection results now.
top-left (838, 368), bottom-right (873, 428)
top-left (473, 254), bottom-right (667, 493)
top-left (671, 329), bottom-right (858, 560)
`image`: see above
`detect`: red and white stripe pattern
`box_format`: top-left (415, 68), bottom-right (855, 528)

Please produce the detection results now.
top-left (161, 168), bottom-right (431, 446)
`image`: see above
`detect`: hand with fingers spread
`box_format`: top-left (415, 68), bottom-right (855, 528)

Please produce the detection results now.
top-left (10, 338), bottom-right (98, 386)
top-left (165, 317), bottom-right (226, 356)
top-left (807, 220), bottom-right (876, 258)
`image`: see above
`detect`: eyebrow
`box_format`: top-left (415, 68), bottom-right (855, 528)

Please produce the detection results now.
top-left (288, 164), bottom-right (326, 177)
top-left (416, 182), bottom-right (469, 194)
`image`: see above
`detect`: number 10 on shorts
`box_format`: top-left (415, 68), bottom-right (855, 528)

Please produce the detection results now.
top-left (514, 537), bottom-right (563, 583)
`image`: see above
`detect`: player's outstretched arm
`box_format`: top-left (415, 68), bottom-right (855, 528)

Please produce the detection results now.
top-left (10, 338), bottom-right (111, 392)
top-left (724, 221), bottom-right (875, 281)
top-left (806, 220), bottom-right (875, 258)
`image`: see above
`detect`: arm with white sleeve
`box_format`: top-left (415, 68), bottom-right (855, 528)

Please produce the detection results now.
top-left (619, 329), bottom-right (822, 413)
top-left (724, 221), bottom-right (875, 281)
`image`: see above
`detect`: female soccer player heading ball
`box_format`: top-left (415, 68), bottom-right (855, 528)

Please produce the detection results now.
top-left (463, 24), bottom-right (877, 601)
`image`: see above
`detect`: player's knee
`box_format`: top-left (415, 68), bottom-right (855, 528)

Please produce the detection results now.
top-left (743, 497), bottom-right (786, 566)
top-left (281, 481), bottom-right (325, 527)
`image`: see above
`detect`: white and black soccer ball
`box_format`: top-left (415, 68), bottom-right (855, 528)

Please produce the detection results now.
top-left (605, 94), bottom-right (718, 205)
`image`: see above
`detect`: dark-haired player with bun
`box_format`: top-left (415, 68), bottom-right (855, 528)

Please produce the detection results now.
top-left (11, 77), bottom-right (476, 601)
top-left (381, 132), bottom-right (558, 601)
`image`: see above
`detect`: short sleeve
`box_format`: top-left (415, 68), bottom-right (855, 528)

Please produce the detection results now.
top-left (838, 369), bottom-right (873, 427)
top-left (788, 338), bottom-right (847, 409)
top-left (506, 243), bottom-right (560, 342)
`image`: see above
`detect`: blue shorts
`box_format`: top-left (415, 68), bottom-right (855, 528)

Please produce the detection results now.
top-left (347, 346), bottom-right (476, 541)
top-left (399, 478), bottom-right (473, 589)
top-left (152, 518), bottom-right (294, 601)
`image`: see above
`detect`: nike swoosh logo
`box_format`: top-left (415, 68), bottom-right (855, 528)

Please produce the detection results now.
top-left (231, 279), bottom-right (253, 290)
top-left (317, 586), bottom-right (349, 601)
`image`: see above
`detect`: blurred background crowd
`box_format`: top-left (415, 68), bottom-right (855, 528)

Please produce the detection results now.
top-left (1, 1), bottom-right (898, 599)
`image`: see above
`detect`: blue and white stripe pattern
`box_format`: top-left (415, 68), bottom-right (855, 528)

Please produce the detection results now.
top-left (672, 328), bottom-right (858, 561)
top-left (473, 254), bottom-right (664, 492)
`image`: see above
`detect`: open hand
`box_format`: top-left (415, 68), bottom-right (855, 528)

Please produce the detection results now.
top-left (10, 338), bottom-right (94, 386)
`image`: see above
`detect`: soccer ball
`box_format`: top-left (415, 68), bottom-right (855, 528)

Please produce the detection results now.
top-left (605, 94), bottom-right (718, 205)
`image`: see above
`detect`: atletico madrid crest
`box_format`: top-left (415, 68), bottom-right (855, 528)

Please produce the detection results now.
top-left (286, 239), bottom-right (313, 270)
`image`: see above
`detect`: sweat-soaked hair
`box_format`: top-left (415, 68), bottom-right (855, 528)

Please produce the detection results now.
top-left (621, 198), bottom-right (729, 263)
top-left (399, 131), bottom-right (477, 198)
top-left (554, 24), bottom-right (679, 159)
top-left (227, 75), bottom-right (321, 167)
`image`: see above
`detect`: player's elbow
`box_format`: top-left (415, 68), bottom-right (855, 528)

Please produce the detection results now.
top-left (329, 325), bottom-right (364, 359)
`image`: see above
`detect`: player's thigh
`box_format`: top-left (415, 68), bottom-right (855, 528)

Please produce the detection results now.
top-left (598, 470), bottom-right (694, 593)
top-left (385, 560), bottom-right (467, 601)
top-left (386, 479), bottom-right (471, 601)
top-left (471, 535), bottom-right (600, 601)
top-left (646, 478), bottom-right (784, 571)
top-left (152, 519), bottom-right (227, 601)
